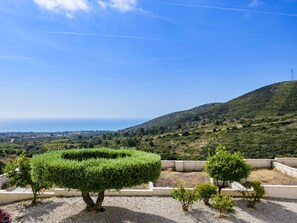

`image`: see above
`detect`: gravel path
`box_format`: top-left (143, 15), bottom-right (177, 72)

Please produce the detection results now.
top-left (1, 196), bottom-right (297, 223)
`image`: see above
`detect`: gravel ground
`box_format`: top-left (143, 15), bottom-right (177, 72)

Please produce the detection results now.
top-left (1, 196), bottom-right (297, 223)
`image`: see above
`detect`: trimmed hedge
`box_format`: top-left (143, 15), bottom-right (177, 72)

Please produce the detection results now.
top-left (31, 148), bottom-right (161, 192)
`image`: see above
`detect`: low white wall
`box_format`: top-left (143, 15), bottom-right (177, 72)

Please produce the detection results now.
top-left (273, 162), bottom-right (297, 178)
top-left (183, 161), bottom-right (206, 171)
top-left (161, 160), bottom-right (175, 170)
top-left (161, 159), bottom-right (275, 172)
top-left (275, 158), bottom-right (297, 167)
top-left (0, 191), bottom-right (54, 205)
top-left (263, 185), bottom-right (297, 199)
top-left (245, 159), bottom-right (273, 169)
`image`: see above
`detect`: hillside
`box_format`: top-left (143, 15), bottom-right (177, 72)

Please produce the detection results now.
top-left (129, 81), bottom-right (297, 130)
top-left (99, 81), bottom-right (297, 160)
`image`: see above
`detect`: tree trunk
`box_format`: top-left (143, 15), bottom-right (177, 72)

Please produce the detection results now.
top-left (217, 180), bottom-right (225, 194)
top-left (95, 191), bottom-right (105, 212)
top-left (82, 192), bottom-right (95, 211)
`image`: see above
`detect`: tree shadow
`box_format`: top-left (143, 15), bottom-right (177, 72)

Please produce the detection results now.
top-left (235, 198), bottom-right (297, 223)
top-left (15, 200), bottom-right (66, 223)
top-left (60, 206), bottom-right (178, 223)
top-left (187, 205), bottom-right (250, 223)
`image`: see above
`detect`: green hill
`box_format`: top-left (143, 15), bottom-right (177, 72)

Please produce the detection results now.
top-left (129, 81), bottom-right (297, 130)
top-left (108, 81), bottom-right (296, 159)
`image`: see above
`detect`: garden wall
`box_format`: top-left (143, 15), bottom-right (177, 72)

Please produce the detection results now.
top-left (273, 162), bottom-right (297, 178)
top-left (162, 159), bottom-right (274, 171)
top-left (275, 158), bottom-right (297, 167)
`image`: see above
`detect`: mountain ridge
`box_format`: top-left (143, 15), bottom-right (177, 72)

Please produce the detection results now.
top-left (127, 81), bottom-right (297, 131)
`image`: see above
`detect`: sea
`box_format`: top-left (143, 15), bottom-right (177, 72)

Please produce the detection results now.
top-left (0, 118), bottom-right (148, 132)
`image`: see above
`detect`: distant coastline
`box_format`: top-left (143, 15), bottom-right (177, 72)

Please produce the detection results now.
top-left (0, 118), bottom-right (148, 133)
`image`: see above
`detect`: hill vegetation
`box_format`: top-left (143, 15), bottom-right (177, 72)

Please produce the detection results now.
top-left (1, 81), bottom-right (297, 170)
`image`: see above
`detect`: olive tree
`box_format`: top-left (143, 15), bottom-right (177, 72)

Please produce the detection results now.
top-left (205, 145), bottom-right (251, 194)
top-left (32, 148), bottom-right (161, 212)
top-left (4, 151), bottom-right (49, 204)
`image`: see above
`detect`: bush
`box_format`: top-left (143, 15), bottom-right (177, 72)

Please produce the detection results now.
top-left (0, 209), bottom-right (12, 223)
top-left (4, 151), bottom-right (50, 204)
top-left (240, 181), bottom-right (265, 208)
top-left (196, 183), bottom-right (217, 206)
top-left (205, 145), bottom-right (251, 193)
top-left (171, 183), bottom-right (200, 211)
top-left (32, 148), bottom-right (161, 212)
top-left (211, 194), bottom-right (236, 217)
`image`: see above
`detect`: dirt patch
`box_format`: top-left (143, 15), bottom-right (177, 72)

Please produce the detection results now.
top-left (247, 169), bottom-right (297, 185)
top-left (155, 170), bottom-right (210, 187)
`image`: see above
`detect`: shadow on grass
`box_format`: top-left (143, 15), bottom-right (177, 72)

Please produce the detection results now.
top-left (60, 206), bottom-right (178, 223)
top-left (16, 200), bottom-right (65, 223)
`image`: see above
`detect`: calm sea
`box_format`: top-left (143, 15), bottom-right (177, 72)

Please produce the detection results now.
top-left (0, 119), bottom-right (148, 132)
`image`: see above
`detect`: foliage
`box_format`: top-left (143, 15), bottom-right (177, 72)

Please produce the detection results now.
top-left (32, 148), bottom-right (161, 211)
top-left (210, 194), bottom-right (236, 217)
top-left (195, 183), bottom-right (217, 205)
top-left (240, 181), bottom-right (265, 208)
top-left (171, 183), bottom-right (200, 211)
top-left (1, 82), bottom-right (297, 161)
top-left (4, 151), bottom-right (49, 204)
top-left (0, 209), bottom-right (12, 223)
top-left (205, 145), bottom-right (251, 193)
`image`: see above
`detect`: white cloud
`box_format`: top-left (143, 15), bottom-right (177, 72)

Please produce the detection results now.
top-left (249, 0), bottom-right (264, 8)
top-left (98, 0), bottom-right (138, 12)
top-left (33, 0), bottom-right (89, 12)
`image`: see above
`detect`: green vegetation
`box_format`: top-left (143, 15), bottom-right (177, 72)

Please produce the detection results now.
top-left (240, 181), bottom-right (265, 208)
top-left (171, 183), bottom-right (200, 211)
top-left (1, 81), bottom-right (297, 161)
top-left (210, 194), bottom-right (236, 217)
top-left (31, 148), bottom-right (161, 212)
top-left (205, 145), bottom-right (251, 194)
top-left (195, 183), bottom-right (217, 206)
top-left (4, 151), bottom-right (49, 204)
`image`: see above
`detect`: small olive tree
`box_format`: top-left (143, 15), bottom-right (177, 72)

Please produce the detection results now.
top-left (4, 151), bottom-right (49, 204)
top-left (32, 148), bottom-right (161, 212)
top-left (205, 145), bottom-right (251, 194)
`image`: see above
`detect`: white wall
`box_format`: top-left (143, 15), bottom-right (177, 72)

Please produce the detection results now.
top-left (263, 185), bottom-right (297, 199)
top-left (162, 159), bottom-right (275, 172)
top-left (273, 162), bottom-right (297, 178)
top-left (245, 159), bottom-right (273, 169)
top-left (275, 158), bottom-right (297, 167)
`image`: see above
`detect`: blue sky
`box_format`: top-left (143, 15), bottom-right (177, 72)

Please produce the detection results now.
top-left (0, 0), bottom-right (296, 119)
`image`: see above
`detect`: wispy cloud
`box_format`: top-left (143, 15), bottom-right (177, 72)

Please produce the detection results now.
top-left (144, 1), bottom-right (297, 17)
top-left (98, 0), bottom-right (138, 12)
top-left (38, 31), bottom-right (176, 41)
top-left (249, 0), bottom-right (264, 8)
top-left (33, 0), bottom-right (89, 16)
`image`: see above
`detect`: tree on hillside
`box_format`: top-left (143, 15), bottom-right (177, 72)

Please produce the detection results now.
top-left (205, 145), bottom-right (251, 194)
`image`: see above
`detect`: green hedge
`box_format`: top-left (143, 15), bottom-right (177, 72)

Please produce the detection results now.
top-left (31, 148), bottom-right (161, 192)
